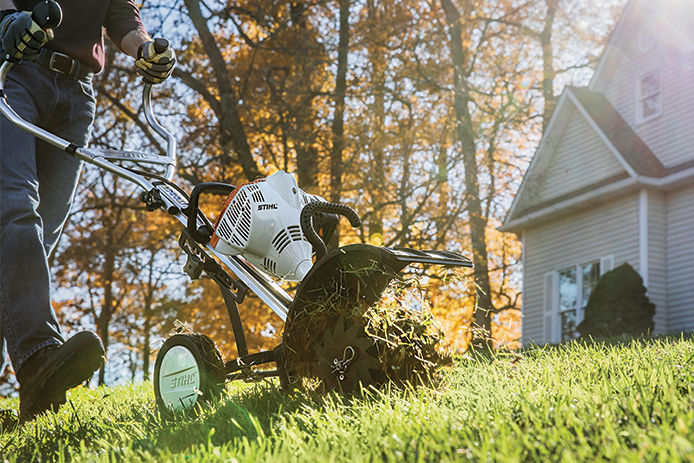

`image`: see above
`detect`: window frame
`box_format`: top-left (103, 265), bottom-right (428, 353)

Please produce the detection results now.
top-left (635, 70), bottom-right (663, 125)
top-left (555, 260), bottom-right (601, 341)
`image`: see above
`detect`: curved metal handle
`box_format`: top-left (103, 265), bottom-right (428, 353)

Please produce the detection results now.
top-left (0, 59), bottom-right (177, 181)
top-left (142, 84), bottom-right (177, 180)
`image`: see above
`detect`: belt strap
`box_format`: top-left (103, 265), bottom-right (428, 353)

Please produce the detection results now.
top-left (37, 49), bottom-right (93, 80)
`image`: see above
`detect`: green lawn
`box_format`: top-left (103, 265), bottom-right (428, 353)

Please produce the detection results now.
top-left (2, 335), bottom-right (693, 462)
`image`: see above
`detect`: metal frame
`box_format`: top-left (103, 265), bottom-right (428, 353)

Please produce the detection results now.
top-left (0, 60), bottom-right (289, 380)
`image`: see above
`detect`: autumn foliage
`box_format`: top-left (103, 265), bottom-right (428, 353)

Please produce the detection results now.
top-left (47, 0), bottom-right (621, 383)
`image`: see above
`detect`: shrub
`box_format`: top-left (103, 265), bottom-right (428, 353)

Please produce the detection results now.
top-left (577, 262), bottom-right (655, 338)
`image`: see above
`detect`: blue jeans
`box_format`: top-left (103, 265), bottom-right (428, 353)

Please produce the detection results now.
top-left (0, 61), bottom-right (95, 375)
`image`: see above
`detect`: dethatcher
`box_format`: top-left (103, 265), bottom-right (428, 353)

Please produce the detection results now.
top-left (0, 3), bottom-right (472, 414)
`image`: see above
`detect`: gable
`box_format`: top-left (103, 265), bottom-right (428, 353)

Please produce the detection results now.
top-left (528, 106), bottom-right (626, 207)
top-left (501, 86), bottom-right (665, 233)
top-left (505, 89), bottom-right (631, 224)
top-left (590, 0), bottom-right (694, 93)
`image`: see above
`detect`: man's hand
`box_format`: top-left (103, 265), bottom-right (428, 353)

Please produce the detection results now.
top-left (0, 11), bottom-right (49, 62)
top-left (135, 38), bottom-right (176, 85)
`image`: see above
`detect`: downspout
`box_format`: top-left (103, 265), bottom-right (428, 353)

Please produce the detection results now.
top-left (639, 189), bottom-right (649, 288)
top-left (521, 229), bottom-right (526, 346)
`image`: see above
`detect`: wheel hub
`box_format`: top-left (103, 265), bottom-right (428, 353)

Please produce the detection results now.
top-left (158, 345), bottom-right (201, 412)
top-left (331, 345), bottom-right (356, 381)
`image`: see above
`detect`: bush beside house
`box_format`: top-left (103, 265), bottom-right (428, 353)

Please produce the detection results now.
top-left (578, 263), bottom-right (655, 338)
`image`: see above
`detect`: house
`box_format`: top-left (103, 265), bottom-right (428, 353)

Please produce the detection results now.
top-left (499, 0), bottom-right (694, 345)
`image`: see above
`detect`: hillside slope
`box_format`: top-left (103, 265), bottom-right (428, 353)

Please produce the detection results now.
top-left (1, 336), bottom-right (693, 462)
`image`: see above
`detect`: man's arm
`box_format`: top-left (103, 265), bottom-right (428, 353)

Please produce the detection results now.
top-left (106, 0), bottom-right (175, 84)
top-left (120, 28), bottom-right (150, 59)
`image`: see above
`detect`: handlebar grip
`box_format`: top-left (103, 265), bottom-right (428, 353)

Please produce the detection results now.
top-left (31, 0), bottom-right (62, 30)
top-left (300, 201), bottom-right (362, 259)
top-left (153, 38), bottom-right (169, 55)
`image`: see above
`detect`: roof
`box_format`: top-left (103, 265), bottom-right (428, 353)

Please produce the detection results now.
top-left (499, 87), bottom-right (688, 233)
top-left (589, 0), bottom-right (694, 91)
top-left (569, 87), bottom-right (666, 178)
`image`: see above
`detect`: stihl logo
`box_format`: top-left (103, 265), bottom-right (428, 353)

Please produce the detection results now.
top-left (170, 372), bottom-right (197, 389)
top-left (258, 203), bottom-right (279, 211)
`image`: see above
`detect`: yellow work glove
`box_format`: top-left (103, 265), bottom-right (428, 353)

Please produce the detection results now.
top-left (0, 11), bottom-right (49, 62)
top-left (136, 38), bottom-right (176, 85)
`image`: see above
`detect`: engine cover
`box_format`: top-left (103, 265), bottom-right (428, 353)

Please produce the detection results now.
top-left (210, 171), bottom-right (316, 281)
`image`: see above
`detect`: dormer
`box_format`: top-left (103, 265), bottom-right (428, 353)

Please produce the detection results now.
top-left (588, 0), bottom-right (694, 168)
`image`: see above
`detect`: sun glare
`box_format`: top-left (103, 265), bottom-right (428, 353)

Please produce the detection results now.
top-left (644, 0), bottom-right (694, 49)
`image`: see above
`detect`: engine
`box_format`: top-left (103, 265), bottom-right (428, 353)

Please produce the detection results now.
top-left (209, 171), bottom-right (319, 281)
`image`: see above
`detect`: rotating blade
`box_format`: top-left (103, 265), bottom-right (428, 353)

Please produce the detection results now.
top-left (311, 316), bottom-right (383, 392)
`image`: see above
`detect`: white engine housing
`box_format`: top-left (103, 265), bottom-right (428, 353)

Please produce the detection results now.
top-left (210, 171), bottom-right (318, 281)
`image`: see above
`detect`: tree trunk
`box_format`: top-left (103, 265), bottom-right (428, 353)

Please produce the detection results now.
top-left (142, 254), bottom-right (154, 381)
top-left (367, 0), bottom-right (385, 241)
top-left (540, 0), bottom-right (559, 132)
top-left (440, 0), bottom-right (493, 349)
top-left (142, 307), bottom-right (152, 381)
top-left (436, 140), bottom-right (450, 246)
top-left (183, 0), bottom-right (261, 180)
top-left (330, 0), bottom-right (350, 205)
top-left (291, 1), bottom-right (320, 193)
top-left (97, 310), bottom-right (111, 385)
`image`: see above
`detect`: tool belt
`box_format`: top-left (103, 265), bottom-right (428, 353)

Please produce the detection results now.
top-left (37, 48), bottom-right (93, 80)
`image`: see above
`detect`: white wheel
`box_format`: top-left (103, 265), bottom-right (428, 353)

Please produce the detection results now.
top-left (154, 334), bottom-right (225, 414)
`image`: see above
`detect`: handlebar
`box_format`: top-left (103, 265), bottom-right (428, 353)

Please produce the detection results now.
top-left (0, 58), bottom-right (177, 181)
top-left (0, 0), bottom-right (176, 179)
top-left (31, 0), bottom-right (63, 30)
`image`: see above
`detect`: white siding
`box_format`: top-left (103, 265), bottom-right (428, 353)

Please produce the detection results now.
top-left (666, 186), bottom-right (694, 332)
top-left (533, 110), bottom-right (626, 204)
top-left (647, 190), bottom-right (667, 334)
top-left (523, 194), bottom-right (640, 344)
top-left (599, 35), bottom-right (694, 168)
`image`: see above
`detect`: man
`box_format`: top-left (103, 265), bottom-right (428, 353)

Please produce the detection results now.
top-left (0, 0), bottom-right (175, 422)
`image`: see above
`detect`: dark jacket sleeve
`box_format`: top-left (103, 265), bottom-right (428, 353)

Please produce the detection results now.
top-left (104, 0), bottom-right (146, 47)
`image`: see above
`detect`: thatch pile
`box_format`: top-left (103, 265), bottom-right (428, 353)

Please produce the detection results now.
top-left (363, 281), bottom-right (452, 385)
top-left (282, 266), bottom-right (452, 390)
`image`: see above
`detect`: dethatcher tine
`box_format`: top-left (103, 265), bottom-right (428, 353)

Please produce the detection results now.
top-left (0, 2), bottom-right (472, 414)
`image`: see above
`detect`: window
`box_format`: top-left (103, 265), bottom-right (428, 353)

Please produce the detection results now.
top-left (556, 261), bottom-right (600, 340)
top-left (636, 71), bottom-right (662, 124)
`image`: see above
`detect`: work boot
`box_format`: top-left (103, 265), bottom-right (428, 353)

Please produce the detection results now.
top-left (16, 331), bottom-right (105, 422)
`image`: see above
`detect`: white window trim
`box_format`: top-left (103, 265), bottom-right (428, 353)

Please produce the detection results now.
top-left (553, 258), bottom-right (609, 341)
top-left (557, 264), bottom-right (585, 339)
top-left (543, 256), bottom-right (613, 344)
top-left (635, 70), bottom-right (663, 125)
top-left (543, 271), bottom-right (558, 343)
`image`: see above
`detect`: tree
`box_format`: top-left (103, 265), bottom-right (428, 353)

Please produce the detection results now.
top-left (54, 175), bottom-right (142, 384)
top-left (49, 1), bottom-right (627, 377)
